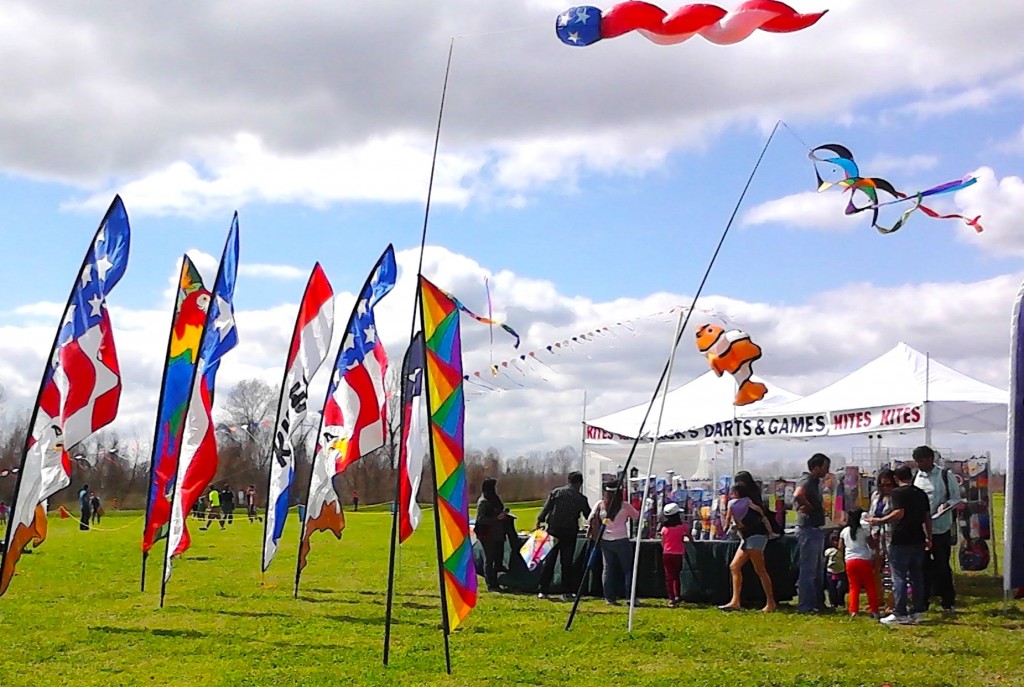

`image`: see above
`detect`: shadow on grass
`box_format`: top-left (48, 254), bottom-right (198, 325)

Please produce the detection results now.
top-left (216, 609), bottom-right (292, 619)
top-left (324, 613), bottom-right (437, 629)
top-left (90, 626), bottom-right (205, 639)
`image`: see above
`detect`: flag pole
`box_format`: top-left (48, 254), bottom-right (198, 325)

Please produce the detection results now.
top-left (383, 317), bottom-right (419, 666)
top-left (418, 279), bottom-right (453, 675)
top-left (565, 121), bottom-right (781, 630)
top-left (141, 255), bottom-right (190, 593)
top-left (627, 308), bottom-right (684, 631)
top-left (385, 36), bottom-right (456, 669)
top-left (293, 399), bottom-right (328, 599)
top-left (0, 199), bottom-right (125, 597)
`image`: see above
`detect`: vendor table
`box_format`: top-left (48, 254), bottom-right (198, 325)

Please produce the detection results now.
top-left (472, 534), bottom-right (798, 605)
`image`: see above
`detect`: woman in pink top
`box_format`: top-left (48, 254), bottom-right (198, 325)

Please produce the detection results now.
top-left (660, 502), bottom-right (690, 607)
top-left (588, 482), bottom-right (640, 605)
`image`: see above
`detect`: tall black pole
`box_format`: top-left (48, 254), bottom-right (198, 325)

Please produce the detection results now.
top-left (383, 37), bottom-right (456, 669)
top-left (564, 121), bottom-right (781, 630)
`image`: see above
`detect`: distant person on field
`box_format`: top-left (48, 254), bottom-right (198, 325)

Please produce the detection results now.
top-left (718, 478), bottom-right (776, 613)
top-left (912, 445), bottom-right (960, 613)
top-left (246, 485), bottom-right (261, 523)
top-left (660, 502), bottom-right (690, 608)
top-left (840, 508), bottom-right (879, 618)
top-left (536, 471), bottom-right (591, 601)
top-left (794, 453), bottom-right (830, 613)
top-left (201, 486), bottom-right (225, 530)
top-left (588, 481), bottom-right (640, 606)
top-left (221, 483), bottom-right (235, 525)
top-left (79, 483), bottom-right (91, 531)
top-left (474, 478), bottom-right (509, 592)
top-left (352, 490), bottom-right (360, 512)
top-left (90, 492), bottom-right (102, 525)
top-left (0, 501), bottom-right (8, 526)
top-left (870, 465), bottom-right (931, 626)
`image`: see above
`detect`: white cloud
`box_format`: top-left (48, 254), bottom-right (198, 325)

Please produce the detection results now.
top-left (865, 153), bottom-right (939, 175)
top-left (951, 167), bottom-right (1024, 256)
top-left (0, 245), bottom-right (1016, 463)
top-left (742, 191), bottom-right (860, 231)
top-left (238, 263), bottom-right (307, 280)
top-left (0, 2), bottom-right (1018, 214)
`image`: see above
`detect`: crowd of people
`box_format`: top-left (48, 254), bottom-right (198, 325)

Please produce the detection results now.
top-left (196, 483), bottom-right (263, 530)
top-left (475, 445), bottom-right (963, 626)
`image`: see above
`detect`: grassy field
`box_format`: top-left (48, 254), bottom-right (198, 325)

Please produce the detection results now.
top-left (0, 505), bottom-right (1022, 687)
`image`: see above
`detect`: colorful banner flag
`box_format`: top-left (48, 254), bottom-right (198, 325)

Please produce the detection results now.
top-left (142, 257), bottom-right (208, 560)
top-left (1006, 276), bottom-right (1024, 592)
top-left (398, 332), bottom-right (426, 543)
top-left (262, 263), bottom-right (335, 573)
top-left (163, 217), bottom-right (239, 588)
top-left (419, 277), bottom-right (476, 631)
top-left (0, 197), bottom-right (130, 596)
top-left (298, 245), bottom-right (397, 577)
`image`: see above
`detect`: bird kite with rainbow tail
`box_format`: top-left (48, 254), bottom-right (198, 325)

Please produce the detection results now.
top-left (555, 1), bottom-right (826, 47)
top-left (810, 143), bottom-right (984, 235)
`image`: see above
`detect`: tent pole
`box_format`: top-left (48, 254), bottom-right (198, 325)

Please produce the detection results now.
top-left (627, 309), bottom-right (684, 632)
top-left (924, 352), bottom-right (932, 448)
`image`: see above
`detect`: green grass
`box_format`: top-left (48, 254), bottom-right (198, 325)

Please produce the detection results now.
top-left (0, 505), bottom-right (1022, 687)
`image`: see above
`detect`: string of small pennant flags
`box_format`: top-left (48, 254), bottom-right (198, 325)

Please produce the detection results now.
top-left (462, 303), bottom-right (734, 393)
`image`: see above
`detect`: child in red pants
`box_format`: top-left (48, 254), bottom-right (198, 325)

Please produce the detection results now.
top-left (841, 508), bottom-right (880, 617)
top-left (660, 503), bottom-right (690, 607)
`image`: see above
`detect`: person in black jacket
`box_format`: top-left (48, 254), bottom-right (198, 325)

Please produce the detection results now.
top-left (474, 478), bottom-right (509, 592)
top-left (220, 483), bottom-right (236, 525)
top-left (535, 471), bottom-right (591, 600)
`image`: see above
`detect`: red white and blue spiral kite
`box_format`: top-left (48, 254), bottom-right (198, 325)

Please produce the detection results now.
top-left (556, 1), bottom-right (826, 47)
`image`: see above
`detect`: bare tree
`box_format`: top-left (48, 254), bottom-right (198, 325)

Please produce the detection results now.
top-left (218, 378), bottom-right (278, 470)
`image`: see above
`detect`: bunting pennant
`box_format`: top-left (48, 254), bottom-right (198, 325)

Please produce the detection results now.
top-left (142, 257), bottom-right (208, 565)
top-left (162, 217), bottom-right (239, 593)
top-left (262, 263), bottom-right (335, 573)
top-left (419, 277), bottom-right (476, 631)
top-left (0, 197), bottom-right (131, 596)
top-left (297, 245), bottom-right (396, 583)
top-left (398, 332), bottom-right (427, 543)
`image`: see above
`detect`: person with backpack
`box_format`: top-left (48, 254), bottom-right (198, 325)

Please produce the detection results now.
top-left (717, 476), bottom-right (777, 613)
top-left (911, 445), bottom-right (961, 614)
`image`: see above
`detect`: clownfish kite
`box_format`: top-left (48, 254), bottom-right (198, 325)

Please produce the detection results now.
top-left (695, 323), bottom-right (768, 406)
top-left (810, 143), bottom-right (983, 235)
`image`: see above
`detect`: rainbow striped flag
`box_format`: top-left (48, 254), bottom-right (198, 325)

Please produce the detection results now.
top-left (419, 277), bottom-right (476, 631)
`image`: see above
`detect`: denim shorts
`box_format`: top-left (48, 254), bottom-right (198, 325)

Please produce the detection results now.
top-left (742, 535), bottom-right (768, 551)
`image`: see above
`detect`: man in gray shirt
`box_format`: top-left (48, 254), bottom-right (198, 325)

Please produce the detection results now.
top-left (793, 453), bottom-right (830, 613)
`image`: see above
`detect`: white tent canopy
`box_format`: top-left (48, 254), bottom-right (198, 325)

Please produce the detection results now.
top-left (746, 342), bottom-right (1008, 436)
top-left (586, 371), bottom-right (801, 441)
top-left (581, 372), bottom-right (801, 503)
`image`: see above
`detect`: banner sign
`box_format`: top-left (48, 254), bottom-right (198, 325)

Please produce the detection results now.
top-left (828, 404), bottom-right (924, 435)
top-left (661, 414), bottom-right (828, 441)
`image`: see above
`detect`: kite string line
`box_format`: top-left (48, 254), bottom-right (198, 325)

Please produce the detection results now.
top-left (564, 119), bottom-right (782, 630)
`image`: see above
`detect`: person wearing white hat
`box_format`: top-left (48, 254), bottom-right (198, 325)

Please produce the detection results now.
top-left (660, 502), bottom-right (690, 607)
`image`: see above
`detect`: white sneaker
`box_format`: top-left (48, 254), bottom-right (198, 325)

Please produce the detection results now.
top-left (879, 613), bottom-right (908, 626)
top-left (537, 592), bottom-right (548, 599)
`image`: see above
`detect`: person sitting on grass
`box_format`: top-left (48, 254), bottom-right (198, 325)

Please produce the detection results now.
top-left (718, 478), bottom-right (776, 613)
top-left (660, 502), bottom-right (689, 608)
top-left (840, 508), bottom-right (879, 618)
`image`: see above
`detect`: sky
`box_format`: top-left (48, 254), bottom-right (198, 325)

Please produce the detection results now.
top-left (0, 1), bottom-right (1023, 471)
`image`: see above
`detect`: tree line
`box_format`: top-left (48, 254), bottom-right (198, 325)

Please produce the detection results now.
top-left (0, 377), bottom-right (580, 511)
